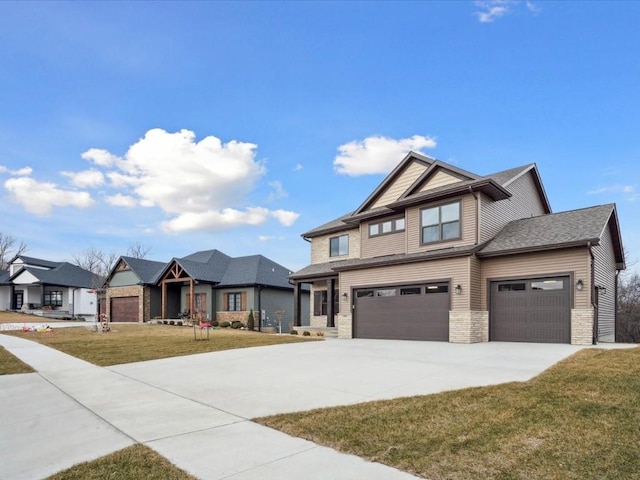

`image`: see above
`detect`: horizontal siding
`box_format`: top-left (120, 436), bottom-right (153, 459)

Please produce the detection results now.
top-left (311, 228), bottom-right (361, 264)
top-left (361, 223), bottom-right (406, 258)
top-left (407, 194), bottom-right (477, 254)
top-left (593, 224), bottom-right (616, 341)
top-left (419, 170), bottom-right (460, 191)
top-left (480, 171), bottom-right (547, 243)
top-left (339, 256), bottom-right (471, 313)
top-left (371, 160), bottom-right (428, 209)
top-left (481, 247), bottom-right (590, 310)
top-left (469, 256), bottom-right (482, 311)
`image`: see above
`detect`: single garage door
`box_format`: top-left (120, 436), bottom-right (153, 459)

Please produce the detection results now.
top-left (354, 283), bottom-right (450, 341)
top-left (490, 276), bottom-right (570, 343)
top-left (110, 296), bottom-right (139, 323)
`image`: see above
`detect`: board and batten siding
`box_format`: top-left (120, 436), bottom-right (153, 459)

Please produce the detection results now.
top-left (406, 194), bottom-right (477, 255)
top-left (340, 256), bottom-right (471, 314)
top-left (480, 247), bottom-right (591, 310)
top-left (592, 223), bottom-right (617, 342)
top-left (108, 270), bottom-right (140, 287)
top-left (480, 171), bottom-right (547, 243)
top-left (361, 222), bottom-right (406, 258)
top-left (371, 160), bottom-right (428, 209)
top-left (310, 228), bottom-right (361, 265)
top-left (418, 170), bottom-right (462, 192)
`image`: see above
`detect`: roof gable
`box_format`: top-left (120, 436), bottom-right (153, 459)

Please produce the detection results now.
top-left (10, 262), bottom-right (101, 288)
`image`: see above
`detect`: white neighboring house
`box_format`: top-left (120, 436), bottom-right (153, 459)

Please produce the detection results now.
top-left (0, 255), bottom-right (101, 321)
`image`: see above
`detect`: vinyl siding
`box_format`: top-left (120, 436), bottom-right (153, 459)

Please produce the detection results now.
top-left (370, 160), bottom-right (428, 209)
top-left (419, 170), bottom-right (461, 191)
top-left (480, 171), bottom-right (547, 243)
top-left (407, 194), bottom-right (477, 254)
top-left (480, 247), bottom-right (590, 310)
top-left (469, 255), bottom-right (482, 310)
top-left (339, 256), bottom-right (471, 313)
top-left (592, 224), bottom-right (617, 341)
top-left (361, 222), bottom-right (407, 258)
top-left (311, 228), bottom-right (361, 264)
top-left (109, 270), bottom-right (140, 287)
top-left (256, 288), bottom-right (305, 333)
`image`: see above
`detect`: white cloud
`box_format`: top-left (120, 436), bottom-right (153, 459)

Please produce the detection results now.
top-left (161, 206), bottom-right (271, 233)
top-left (0, 165), bottom-right (33, 176)
top-left (267, 180), bottom-right (287, 201)
top-left (81, 148), bottom-right (120, 167)
top-left (474, 0), bottom-right (539, 23)
top-left (334, 134), bottom-right (437, 176)
top-left (107, 171), bottom-right (140, 188)
top-left (258, 235), bottom-right (285, 241)
top-left (293, 163), bottom-right (303, 171)
top-left (270, 209), bottom-right (300, 226)
top-left (4, 177), bottom-right (94, 215)
top-left (106, 193), bottom-right (137, 207)
top-left (588, 184), bottom-right (639, 201)
top-left (0, 166), bottom-right (6, 173)
top-left (62, 169), bottom-right (105, 188)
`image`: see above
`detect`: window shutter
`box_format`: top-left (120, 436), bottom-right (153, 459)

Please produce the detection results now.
top-left (241, 291), bottom-right (247, 311)
top-left (314, 291), bottom-right (322, 316)
top-left (223, 293), bottom-right (228, 311)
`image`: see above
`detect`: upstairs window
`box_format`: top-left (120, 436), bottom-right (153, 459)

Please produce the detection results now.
top-left (369, 217), bottom-right (405, 237)
top-left (421, 201), bottom-right (461, 244)
top-left (330, 235), bottom-right (349, 257)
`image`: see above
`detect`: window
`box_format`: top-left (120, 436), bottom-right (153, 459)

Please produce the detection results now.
top-left (369, 217), bottom-right (405, 237)
top-left (330, 235), bottom-right (349, 257)
top-left (400, 287), bottom-right (421, 295)
top-left (376, 288), bottom-right (397, 297)
top-left (313, 290), bottom-right (340, 315)
top-left (531, 280), bottom-right (564, 291)
top-left (498, 283), bottom-right (526, 292)
top-left (44, 291), bottom-right (63, 307)
top-left (421, 201), bottom-right (461, 244)
top-left (186, 293), bottom-right (207, 313)
top-left (425, 284), bottom-right (449, 294)
top-left (227, 292), bottom-right (242, 311)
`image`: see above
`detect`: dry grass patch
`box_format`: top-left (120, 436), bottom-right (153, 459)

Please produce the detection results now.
top-left (2, 324), bottom-right (319, 366)
top-left (0, 310), bottom-right (66, 323)
top-left (258, 347), bottom-right (640, 480)
top-left (46, 444), bottom-right (196, 480)
top-left (0, 346), bottom-right (34, 375)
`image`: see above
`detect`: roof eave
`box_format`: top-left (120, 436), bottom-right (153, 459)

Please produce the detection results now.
top-left (477, 239), bottom-right (599, 258)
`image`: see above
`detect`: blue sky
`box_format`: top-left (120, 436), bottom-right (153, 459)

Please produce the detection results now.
top-left (0, 1), bottom-right (638, 273)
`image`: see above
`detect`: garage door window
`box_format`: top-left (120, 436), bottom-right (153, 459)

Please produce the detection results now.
top-left (400, 287), bottom-right (421, 295)
top-left (376, 289), bottom-right (396, 297)
top-left (531, 280), bottom-right (564, 290)
top-left (498, 283), bottom-right (526, 292)
top-left (426, 285), bottom-right (449, 294)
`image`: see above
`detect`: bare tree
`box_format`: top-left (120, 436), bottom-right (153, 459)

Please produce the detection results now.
top-left (126, 242), bottom-right (152, 259)
top-left (72, 247), bottom-right (118, 280)
top-left (0, 232), bottom-right (28, 270)
top-left (617, 273), bottom-right (640, 343)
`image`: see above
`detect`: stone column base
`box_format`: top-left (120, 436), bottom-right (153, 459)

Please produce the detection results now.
top-left (449, 311), bottom-right (489, 344)
top-left (337, 313), bottom-right (353, 338)
top-left (571, 309), bottom-right (594, 345)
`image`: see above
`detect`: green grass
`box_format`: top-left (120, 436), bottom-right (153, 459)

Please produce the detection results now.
top-left (0, 345), bottom-right (35, 375)
top-left (2, 324), bottom-right (320, 366)
top-left (257, 347), bottom-right (640, 480)
top-left (46, 444), bottom-right (196, 480)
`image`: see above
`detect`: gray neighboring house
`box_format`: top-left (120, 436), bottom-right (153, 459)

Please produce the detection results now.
top-left (104, 249), bottom-right (309, 331)
top-left (290, 152), bottom-right (625, 345)
top-left (0, 255), bottom-right (101, 320)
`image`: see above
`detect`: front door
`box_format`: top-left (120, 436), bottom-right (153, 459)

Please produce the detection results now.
top-left (13, 291), bottom-right (24, 310)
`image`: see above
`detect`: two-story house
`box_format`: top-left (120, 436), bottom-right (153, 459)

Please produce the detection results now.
top-left (290, 152), bottom-right (624, 345)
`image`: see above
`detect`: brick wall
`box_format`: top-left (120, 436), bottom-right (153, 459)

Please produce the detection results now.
top-left (449, 311), bottom-right (488, 343)
top-left (571, 308), bottom-right (594, 345)
top-left (216, 311), bottom-right (249, 324)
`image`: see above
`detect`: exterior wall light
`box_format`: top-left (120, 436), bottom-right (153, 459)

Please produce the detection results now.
top-left (596, 285), bottom-right (607, 295)
top-left (342, 292), bottom-right (348, 301)
top-left (576, 279), bottom-right (584, 291)
top-left (455, 284), bottom-right (462, 295)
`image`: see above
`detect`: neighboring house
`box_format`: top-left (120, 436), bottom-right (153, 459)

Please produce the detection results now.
top-left (0, 255), bottom-right (101, 320)
top-left (104, 249), bottom-right (309, 331)
top-left (289, 152), bottom-right (625, 345)
top-left (104, 256), bottom-right (166, 323)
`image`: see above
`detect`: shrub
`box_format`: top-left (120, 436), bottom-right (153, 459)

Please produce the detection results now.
top-left (177, 321), bottom-right (183, 326)
top-left (211, 320), bottom-right (219, 327)
top-left (231, 320), bottom-right (244, 329)
top-left (247, 309), bottom-right (255, 331)
top-left (302, 330), bottom-right (311, 336)
top-left (316, 331), bottom-right (324, 337)
top-left (290, 329), bottom-right (298, 335)
top-left (169, 320), bottom-right (175, 325)
top-left (220, 321), bottom-right (231, 328)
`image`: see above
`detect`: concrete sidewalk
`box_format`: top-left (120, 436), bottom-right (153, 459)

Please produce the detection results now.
top-left (0, 334), bottom-right (418, 480)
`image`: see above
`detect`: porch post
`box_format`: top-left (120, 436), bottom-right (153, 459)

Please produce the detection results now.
top-left (293, 282), bottom-right (301, 327)
top-left (40, 284), bottom-right (45, 308)
top-left (189, 279), bottom-right (194, 320)
top-left (9, 285), bottom-right (15, 310)
top-left (161, 281), bottom-right (166, 319)
top-left (327, 278), bottom-right (335, 328)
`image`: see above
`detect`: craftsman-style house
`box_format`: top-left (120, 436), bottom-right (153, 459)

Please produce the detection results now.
top-left (290, 152), bottom-right (624, 345)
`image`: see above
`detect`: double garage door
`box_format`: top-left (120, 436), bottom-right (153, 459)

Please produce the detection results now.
top-left (354, 283), bottom-right (450, 341)
top-left (353, 276), bottom-right (571, 344)
top-left (110, 296), bottom-right (139, 323)
top-left (490, 276), bottom-right (570, 343)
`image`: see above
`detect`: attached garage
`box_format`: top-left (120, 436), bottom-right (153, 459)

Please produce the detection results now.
top-left (110, 296), bottom-right (139, 323)
top-left (489, 276), bottom-right (571, 343)
top-left (354, 283), bottom-right (450, 341)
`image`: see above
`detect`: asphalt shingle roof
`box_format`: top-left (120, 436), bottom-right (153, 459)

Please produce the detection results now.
top-left (120, 256), bottom-right (167, 284)
top-left (18, 262), bottom-right (102, 288)
top-left (478, 204), bottom-right (615, 256)
top-left (0, 270), bottom-right (9, 284)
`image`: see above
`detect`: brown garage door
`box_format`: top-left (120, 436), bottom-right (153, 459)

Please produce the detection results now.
top-left (354, 283), bottom-right (450, 341)
top-left (490, 276), bottom-right (570, 343)
top-left (111, 297), bottom-right (139, 323)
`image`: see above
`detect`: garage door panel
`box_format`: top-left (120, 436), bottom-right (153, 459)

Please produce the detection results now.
top-left (111, 297), bottom-right (139, 323)
top-left (490, 276), bottom-right (570, 344)
top-left (355, 285), bottom-right (449, 341)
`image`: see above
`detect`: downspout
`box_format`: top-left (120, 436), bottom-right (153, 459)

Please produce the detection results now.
top-left (257, 285), bottom-right (263, 332)
top-left (71, 287), bottom-right (79, 318)
top-left (588, 242), bottom-right (597, 344)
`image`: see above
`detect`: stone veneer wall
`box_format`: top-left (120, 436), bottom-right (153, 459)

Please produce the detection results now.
top-left (106, 285), bottom-right (145, 323)
top-left (216, 310), bottom-right (258, 324)
top-left (449, 311), bottom-right (489, 343)
top-left (311, 315), bottom-right (328, 328)
top-left (337, 313), bottom-right (352, 338)
top-left (571, 309), bottom-right (594, 345)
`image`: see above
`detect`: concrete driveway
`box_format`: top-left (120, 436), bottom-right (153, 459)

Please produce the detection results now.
top-left (0, 334), bottom-right (623, 480)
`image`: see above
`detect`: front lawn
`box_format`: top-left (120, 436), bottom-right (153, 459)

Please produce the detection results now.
top-left (0, 346), bottom-right (34, 375)
top-left (0, 310), bottom-right (64, 323)
top-left (258, 347), bottom-right (640, 480)
top-left (2, 324), bottom-right (320, 366)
